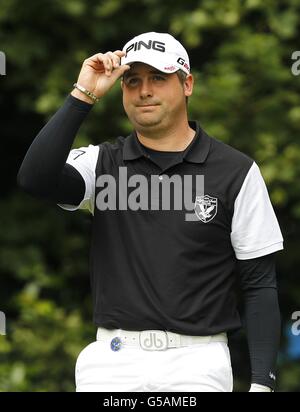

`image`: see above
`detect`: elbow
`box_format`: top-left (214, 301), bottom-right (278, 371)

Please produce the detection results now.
top-left (17, 166), bottom-right (42, 197)
top-left (17, 167), bottom-right (29, 192)
top-left (17, 170), bottom-right (34, 195)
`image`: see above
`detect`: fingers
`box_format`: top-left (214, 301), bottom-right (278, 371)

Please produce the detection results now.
top-left (110, 64), bottom-right (130, 81)
top-left (106, 51), bottom-right (120, 73)
top-left (87, 50), bottom-right (127, 77)
top-left (113, 50), bottom-right (126, 58)
top-left (105, 51), bottom-right (128, 76)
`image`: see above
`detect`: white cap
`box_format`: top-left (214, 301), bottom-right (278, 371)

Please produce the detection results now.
top-left (121, 32), bottom-right (190, 75)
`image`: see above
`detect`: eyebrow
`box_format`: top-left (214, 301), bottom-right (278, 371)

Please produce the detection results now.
top-left (124, 69), bottom-right (166, 78)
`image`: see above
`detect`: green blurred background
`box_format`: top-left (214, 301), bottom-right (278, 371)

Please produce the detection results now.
top-left (0, 0), bottom-right (300, 392)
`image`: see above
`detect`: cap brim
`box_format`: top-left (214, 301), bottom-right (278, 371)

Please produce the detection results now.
top-left (121, 54), bottom-right (180, 74)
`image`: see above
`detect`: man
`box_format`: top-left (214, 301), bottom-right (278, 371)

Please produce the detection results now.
top-left (17, 32), bottom-right (283, 392)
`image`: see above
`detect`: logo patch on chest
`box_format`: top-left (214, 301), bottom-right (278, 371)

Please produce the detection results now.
top-left (194, 195), bottom-right (218, 223)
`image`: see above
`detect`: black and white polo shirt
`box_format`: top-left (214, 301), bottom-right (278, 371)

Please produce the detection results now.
top-left (58, 122), bottom-right (283, 335)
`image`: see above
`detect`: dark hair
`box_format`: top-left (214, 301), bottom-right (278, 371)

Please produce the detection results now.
top-left (176, 69), bottom-right (187, 85)
top-left (176, 70), bottom-right (189, 105)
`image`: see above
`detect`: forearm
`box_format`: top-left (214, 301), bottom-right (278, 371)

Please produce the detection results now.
top-left (71, 88), bottom-right (96, 104)
top-left (17, 94), bottom-right (92, 198)
top-left (243, 287), bottom-right (281, 390)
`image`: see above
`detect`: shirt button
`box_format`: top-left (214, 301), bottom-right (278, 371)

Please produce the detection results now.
top-left (159, 176), bottom-right (163, 180)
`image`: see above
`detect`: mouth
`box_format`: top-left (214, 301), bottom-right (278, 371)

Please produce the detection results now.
top-left (136, 104), bottom-right (160, 109)
top-left (136, 102), bottom-right (160, 107)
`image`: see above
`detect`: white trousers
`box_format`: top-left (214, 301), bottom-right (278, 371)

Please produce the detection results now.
top-left (75, 330), bottom-right (233, 392)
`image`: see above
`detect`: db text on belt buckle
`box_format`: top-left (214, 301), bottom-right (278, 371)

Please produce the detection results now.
top-left (139, 330), bottom-right (168, 351)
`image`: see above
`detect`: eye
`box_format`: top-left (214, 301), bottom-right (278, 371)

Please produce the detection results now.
top-left (125, 77), bottom-right (139, 87)
top-left (152, 74), bottom-right (166, 81)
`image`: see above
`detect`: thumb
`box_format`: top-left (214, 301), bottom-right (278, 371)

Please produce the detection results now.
top-left (110, 64), bottom-right (130, 81)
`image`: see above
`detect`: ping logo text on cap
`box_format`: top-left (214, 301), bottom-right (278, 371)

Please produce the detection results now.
top-left (126, 40), bottom-right (166, 56)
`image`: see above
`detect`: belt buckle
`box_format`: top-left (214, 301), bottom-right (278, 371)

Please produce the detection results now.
top-left (139, 330), bottom-right (168, 351)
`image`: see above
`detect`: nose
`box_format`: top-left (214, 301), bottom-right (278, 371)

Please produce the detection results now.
top-left (139, 79), bottom-right (153, 99)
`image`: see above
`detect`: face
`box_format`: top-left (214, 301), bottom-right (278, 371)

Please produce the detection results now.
top-left (121, 63), bottom-right (193, 135)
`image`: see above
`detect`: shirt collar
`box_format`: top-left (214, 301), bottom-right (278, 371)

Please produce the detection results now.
top-left (123, 121), bottom-right (211, 164)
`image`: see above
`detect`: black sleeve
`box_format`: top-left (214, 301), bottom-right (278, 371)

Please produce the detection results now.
top-left (54, 163), bottom-right (86, 205)
top-left (237, 253), bottom-right (281, 390)
top-left (17, 94), bottom-right (93, 206)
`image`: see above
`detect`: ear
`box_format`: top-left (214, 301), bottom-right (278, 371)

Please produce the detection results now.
top-left (184, 74), bottom-right (194, 97)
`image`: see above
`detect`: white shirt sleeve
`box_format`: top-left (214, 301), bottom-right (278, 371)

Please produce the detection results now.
top-left (57, 144), bottom-right (99, 214)
top-left (231, 162), bottom-right (284, 260)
